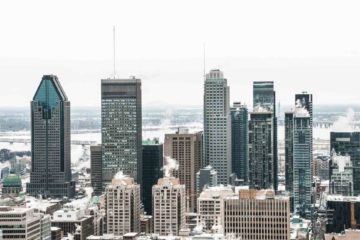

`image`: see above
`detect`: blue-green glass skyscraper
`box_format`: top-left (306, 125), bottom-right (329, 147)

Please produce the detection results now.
top-left (230, 102), bottom-right (248, 182)
top-left (27, 75), bottom-right (75, 198)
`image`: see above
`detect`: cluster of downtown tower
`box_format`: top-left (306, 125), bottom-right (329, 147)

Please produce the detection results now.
top-left (26, 71), bottom-right (314, 219)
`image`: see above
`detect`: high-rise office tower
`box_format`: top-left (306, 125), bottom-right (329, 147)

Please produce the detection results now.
top-left (203, 69), bottom-right (231, 184)
top-left (91, 145), bottom-right (102, 196)
top-left (223, 189), bottom-right (290, 239)
top-left (152, 177), bottom-right (186, 236)
top-left (105, 174), bottom-right (141, 236)
top-left (251, 81), bottom-right (278, 190)
top-left (142, 138), bottom-right (163, 215)
top-left (230, 102), bottom-right (248, 182)
top-left (164, 129), bottom-right (202, 212)
top-left (101, 78), bottom-right (142, 185)
top-left (285, 112), bottom-right (294, 193)
top-left (27, 75), bottom-right (75, 198)
top-left (293, 108), bottom-right (312, 217)
top-left (330, 132), bottom-right (360, 196)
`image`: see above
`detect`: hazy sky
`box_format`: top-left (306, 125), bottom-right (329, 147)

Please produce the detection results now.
top-left (1, 0), bottom-right (360, 108)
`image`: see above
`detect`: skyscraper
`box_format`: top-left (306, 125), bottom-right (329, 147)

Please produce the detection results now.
top-left (230, 102), bottom-right (248, 182)
top-left (152, 177), bottom-right (186, 236)
top-left (142, 138), bottom-right (163, 215)
top-left (105, 174), bottom-right (141, 236)
top-left (249, 112), bottom-right (275, 189)
top-left (293, 108), bottom-right (312, 216)
top-left (285, 112), bottom-right (294, 193)
top-left (91, 145), bottom-right (102, 196)
top-left (330, 132), bottom-right (360, 195)
top-left (164, 129), bottom-right (202, 212)
top-left (101, 78), bottom-right (142, 185)
top-left (251, 81), bottom-right (278, 190)
top-left (27, 75), bottom-right (75, 198)
top-left (203, 69), bottom-right (231, 185)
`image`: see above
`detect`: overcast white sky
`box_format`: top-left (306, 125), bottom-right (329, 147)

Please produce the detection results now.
top-left (1, 0), bottom-right (360, 108)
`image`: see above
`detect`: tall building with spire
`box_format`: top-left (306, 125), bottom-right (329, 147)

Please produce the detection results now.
top-left (101, 78), bottom-right (142, 186)
top-left (203, 69), bottom-right (231, 184)
top-left (27, 75), bottom-right (75, 198)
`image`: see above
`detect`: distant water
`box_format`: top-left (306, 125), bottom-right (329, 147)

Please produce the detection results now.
top-left (0, 123), bottom-right (331, 164)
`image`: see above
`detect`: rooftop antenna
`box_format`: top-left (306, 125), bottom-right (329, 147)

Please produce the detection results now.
top-left (113, 25), bottom-right (116, 79)
top-left (203, 42), bottom-right (206, 80)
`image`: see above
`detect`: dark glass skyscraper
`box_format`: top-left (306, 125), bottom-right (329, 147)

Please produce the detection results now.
top-left (91, 145), bottom-right (102, 196)
top-left (101, 78), bottom-right (142, 185)
top-left (142, 139), bottom-right (163, 215)
top-left (27, 75), bottom-right (75, 198)
top-left (285, 112), bottom-right (294, 193)
top-left (230, 102), bottom-right (248, 182)
top-left (293, 113), bottom-right (312, 217)
top-left (249, 112), bottom-right (275, 189)
top-left (250, 81), bottom-right (277, 190)
top-left (330, 132), bottom-right (360, 195)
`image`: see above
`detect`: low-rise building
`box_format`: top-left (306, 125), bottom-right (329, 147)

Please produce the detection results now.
top-left (0, 207), bottom-right (42, 239)
top-left (197, 186), bottom-right (234, 233)
top-left (223, 189), bottom-right (290, 240)
top-left (51, 208), bottom-right (94, 240)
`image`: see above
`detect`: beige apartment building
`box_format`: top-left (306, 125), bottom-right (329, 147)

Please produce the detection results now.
top-left (152, 177), bottom-right (186, 236)
top-left (105, 175), bottom-right (141, 236)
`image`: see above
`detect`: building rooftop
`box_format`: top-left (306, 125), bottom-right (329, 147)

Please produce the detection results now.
top-left (156, 177), bottom-right (181, 186)
top-left (3, 174), bottom-right (22, 187)
top-left (143, 138), bottom-right (160, 145)
top-left (327, 194), bottom-right (360, 202)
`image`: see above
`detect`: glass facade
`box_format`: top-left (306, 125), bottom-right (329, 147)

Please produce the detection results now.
top-left (101, 78), bottom-right (142, 186)
top-left (330, 132), bottom-right (360, 195)
top-left (249, 81), bottom-right (278, 190)
top-left (230, 102), bottom-right (248, 182)
top-left (142, 140), bottom-right (163, 215)
top-left (27, 75), bottom-right (75, 198)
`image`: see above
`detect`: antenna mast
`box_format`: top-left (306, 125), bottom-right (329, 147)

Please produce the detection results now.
top-left (113, 26), bottom-right (116, 79)
top-left (203, 42), bottom-right (206, 80)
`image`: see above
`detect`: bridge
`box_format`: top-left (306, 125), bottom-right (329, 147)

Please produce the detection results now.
top-left (0, 138), bottom-right (97, 146)
top-left (278, 120), bottom-right (360, 129)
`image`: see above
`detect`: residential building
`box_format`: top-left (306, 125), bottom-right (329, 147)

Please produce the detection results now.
top-left (105, 174), bottom-right (141, 236)
top-left (152, 177), bottom-right (186, 236)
